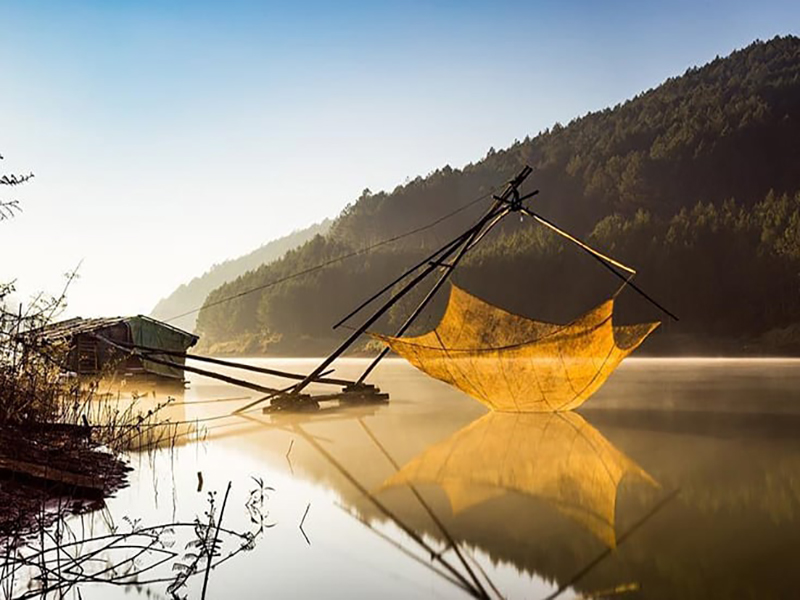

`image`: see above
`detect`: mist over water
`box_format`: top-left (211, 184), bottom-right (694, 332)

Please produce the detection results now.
top-left (49, 357), bottom-right (800, 599)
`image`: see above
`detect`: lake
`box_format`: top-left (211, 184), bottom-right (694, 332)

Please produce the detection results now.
top-left (18, 358), bottom-right (800, 599)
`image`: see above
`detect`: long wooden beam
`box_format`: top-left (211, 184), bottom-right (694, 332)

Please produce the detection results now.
top-left (93, 335), bottom-right (281, 394)
top-left (114, 341), bottom-right (353, 386)
top-left (355, 206), bottom-right (511, 385)
top-left (331, 231), bottom-right (476, 330)
top-left (354, 167), bottom-right (534, 384)
top-left (521, 207), bottom-right (678, 321)
top-left (0, 456), bottom-right (103, 491)
top-left (292, 166), bottom-right (533, 396)
top-left (289, 202), bottom-right (508, 397)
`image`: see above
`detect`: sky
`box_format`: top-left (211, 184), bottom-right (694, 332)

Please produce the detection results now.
top-left (0, 0), bottom-right (798, 319)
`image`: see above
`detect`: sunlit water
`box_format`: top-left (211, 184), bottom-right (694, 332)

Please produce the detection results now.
top-left (30, 358), bottom-right (800, 598)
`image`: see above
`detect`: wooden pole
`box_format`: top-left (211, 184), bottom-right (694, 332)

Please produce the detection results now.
top-left (332, 171), bottom-right (532, 332)
top-left (115, 341), bottom-right (354, 386)
top-left (290, 166), bottom-right (533, 397)
top-left (355, 206), bottom-right (510, 385)
top-left (521, 208), bottom-right (678, 321)
top-left (289, 202), bottom-right (509, 397)
top-left (353, 167), bottom-right (533, 384)
top-left (331, 230), bottom-right (478, 330)
top-left (93, 334), bottom-right (281, 394)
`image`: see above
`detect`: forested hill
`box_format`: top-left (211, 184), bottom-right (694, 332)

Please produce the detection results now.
top-left (196, 36), bottom-right (800, 356)
top-left (150, 219), bottom-right (331, 332)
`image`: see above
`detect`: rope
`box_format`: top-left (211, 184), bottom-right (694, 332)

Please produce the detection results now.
top-left (165, 189), bottom-right (497, 323)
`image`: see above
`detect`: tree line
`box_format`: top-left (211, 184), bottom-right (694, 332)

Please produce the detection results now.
top-left (196, 35), bottom-right (800, 355)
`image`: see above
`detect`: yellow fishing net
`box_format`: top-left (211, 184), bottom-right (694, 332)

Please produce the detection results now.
top-left (374, 285), bottom-right (659, 412)
top-left (381, 411), bottom-right (657, 547)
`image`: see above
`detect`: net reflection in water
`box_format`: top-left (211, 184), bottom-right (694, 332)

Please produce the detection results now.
top-left (381, 410), bottom-right (657, 547)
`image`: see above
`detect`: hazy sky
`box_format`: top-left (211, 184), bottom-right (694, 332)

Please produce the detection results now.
top-left (1, 0), bottom-right (798, 319)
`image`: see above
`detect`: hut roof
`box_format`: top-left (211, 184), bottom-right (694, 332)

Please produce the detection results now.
top-left (27, 315), bottom-right (198, 346)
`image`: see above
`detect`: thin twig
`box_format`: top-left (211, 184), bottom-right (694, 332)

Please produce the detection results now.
top-left (285, 439), bottom-right (295, 474)
top-left (201, 481), bottom-right (232, 600)
top-left (299, 503), bottom-right (311, 546)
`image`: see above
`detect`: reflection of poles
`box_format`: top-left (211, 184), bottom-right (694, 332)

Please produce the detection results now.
top-left (334, 503), bottom-right (471, 592)
top-left (543, 488), bottom-right (681, 600)
top-left (357, 418), bottom-right (501, 599)
top-left (289, 421), bottom-right (491, 599)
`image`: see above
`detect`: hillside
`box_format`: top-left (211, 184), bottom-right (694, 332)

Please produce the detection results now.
top-left (196, 36), bottom-right (800, 356)
top-left (150, 219), bottom-right (331, 332)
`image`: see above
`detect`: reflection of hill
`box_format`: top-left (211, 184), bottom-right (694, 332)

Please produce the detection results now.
top-left (592, 409), bottom-right (800, 523)
top-left (181, 366), bottom-right (800, 600)
top-left (583, 407), bottom-right (800, 440)
top-left (246, 404), bottom-right (800, 599)
top-left (381, 411), bottom-right (656, 547)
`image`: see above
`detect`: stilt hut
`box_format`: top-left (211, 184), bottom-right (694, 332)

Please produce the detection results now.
top-left (29, 316), bottom-right (198, 385)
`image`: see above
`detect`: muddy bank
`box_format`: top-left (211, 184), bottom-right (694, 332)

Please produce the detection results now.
top-left (0, 424), bottom-right (131, 538)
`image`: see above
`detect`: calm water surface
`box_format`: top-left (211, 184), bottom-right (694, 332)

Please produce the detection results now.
top-left (68, 358), bottom-right (800, 598)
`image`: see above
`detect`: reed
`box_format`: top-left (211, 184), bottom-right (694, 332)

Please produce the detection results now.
top-left (0, 480), bottom-right (269, 600)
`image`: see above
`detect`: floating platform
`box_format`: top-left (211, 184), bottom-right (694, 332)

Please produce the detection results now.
top-left (263, 383), bottom-right (389, 413)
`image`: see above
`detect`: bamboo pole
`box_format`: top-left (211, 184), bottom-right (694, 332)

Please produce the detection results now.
top-left (93, 335), bottom-right (281, 394)
top-left (291, 166), bottom-right (533, 396)
top-left (521, 208), bottom-right (678, 321)
top-left (331, 230), bottom-right (477, 330)
top-left (115, 341), bottom-right (353, 386)
top-left (355, 206), bottom-right (510, 385)
top-left (287, 204), bottom-right (509, 398)
top-left (353, 167), bottom-right (533, 384)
